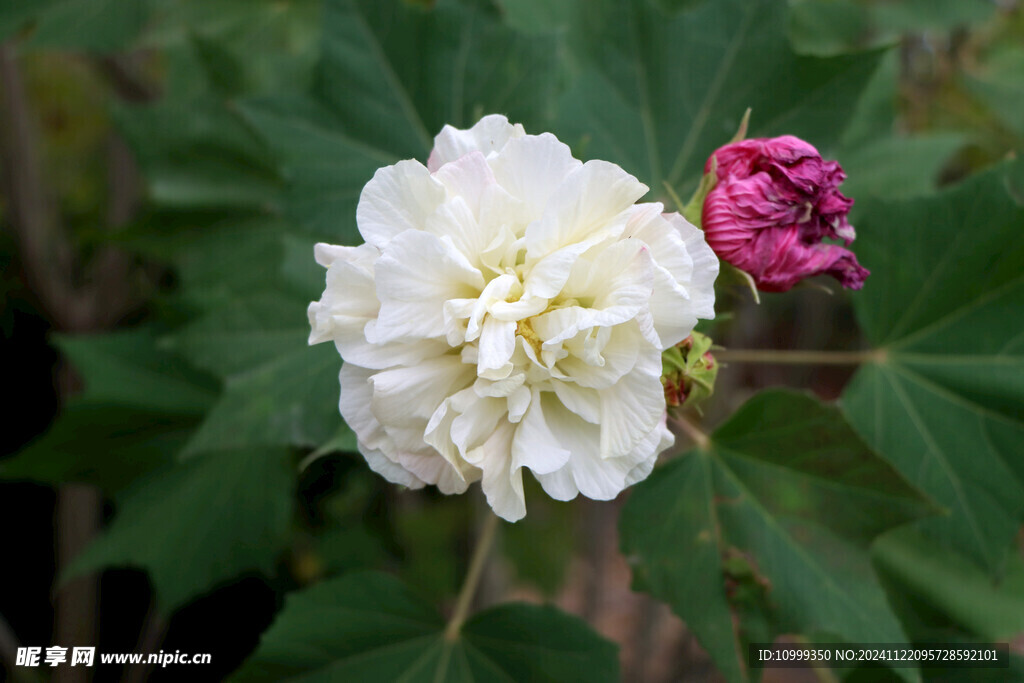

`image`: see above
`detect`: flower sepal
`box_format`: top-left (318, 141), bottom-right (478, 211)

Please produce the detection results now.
top-left (678, 109), bottom-right (752, 228)
top-left (661, 332), bottom-right (719, 412)
top-left (679, 157), bottom-right (717, 229)
top-left (718, 261), bottom-right (761, 304)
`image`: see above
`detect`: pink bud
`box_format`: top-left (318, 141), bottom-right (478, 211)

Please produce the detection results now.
top-left (701, 135), bottom-right (868, 293)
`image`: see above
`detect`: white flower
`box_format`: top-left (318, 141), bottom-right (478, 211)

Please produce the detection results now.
top-left (309, 115), bottom-right (718, 521)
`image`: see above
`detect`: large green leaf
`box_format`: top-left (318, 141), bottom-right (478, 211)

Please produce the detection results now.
top-left (55, 328), bottom-right (218, 414)
top-left (230, 571), bottom-right (619, 682)
top-left (241, 0), bottom-right (561, 242)
top-left (113, 97), bottom-right (281, 211)
top-left (556, 0), bottom-right (883, 197)
top-left (143, 0), bottom-right (322, 97)
top-left (835, 51), bottom-right (964, 201)
top-left (182, 343), bottom-right (345, 456)
top-left (0, 0), bottom-right (60, 41)
top-left (160, 268), bottom-right (347, 456)
top-left (839, 133), bottom-right (966, 200)
top-left (962, 45), bottom-right (1024, 141)
top-left (787, 0), bottom-right (996, 57)
top-left (0, 403), bottom-right (193, 495)
top-left (169, 291), bottom-right (310, 378)
top-left (0, 329), bottom-right (215, 493)
top-left (873, 528), bottom-right (1024, 642)
top-left (843, 161), bottom-right (1024, 573)
top-left (10, 0), bottom-right (150, 51)
top-left (66, 447), bottom-right (294, 609)
top-left (620, 390), bottom-right (933, 683)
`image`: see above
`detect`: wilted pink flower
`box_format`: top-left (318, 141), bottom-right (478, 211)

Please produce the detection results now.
top-left (701, 135), bottom-right (869, 292)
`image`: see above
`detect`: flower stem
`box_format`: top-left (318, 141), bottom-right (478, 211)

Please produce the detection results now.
top-left (673, 413), bottom-right (711, 450)
top-left (444, 511), bottom-right (501, 641)
top-left (715, 348), bottom-right (884, 365)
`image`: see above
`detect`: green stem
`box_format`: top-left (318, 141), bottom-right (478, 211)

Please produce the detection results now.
top-left (715, 348), bottom-right (884, 365)
top-left (444, 511), bottom-right (500, 641)
top-left (672, 413), bottom-right (711, 450)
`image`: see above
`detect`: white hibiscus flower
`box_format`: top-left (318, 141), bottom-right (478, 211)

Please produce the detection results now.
top-left (309, 115), bottom-right (718, 521)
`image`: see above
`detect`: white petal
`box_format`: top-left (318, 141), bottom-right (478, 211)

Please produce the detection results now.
top-left (464, 274), bottom-right (519, 341)
top-left (339, 364), bottom-right (387, 451)
top-left (511, 389), bottom-right (572, 475)
top-left (398, 451), bottom-right (476, 495)
top-left (597, 349), bottom-right (665, 459)
top-left (551, 381), bottom-right (600, 424)
top-left (451, 397), bottom-right (506, 458)
top-left (487, 294), bottom-right (549, 322)
top-left (470, 420), bottom-right (525, 522)
top-left (525, 160), bottom-right (647, 259)
top-left (554, 320), bottom-right (645, 390)
top-left (432, 151), bottom-right (495, 217)
top-left (488, 133), bottom-right (582, 220)
top-left (507, 384), bottom-right (531, 423)
top-left (371, 231), bottom-right (484, 343)
top-left (624, 416), bottom-right (673, 487)
top-left (428, 115), bottom-right (526, 171)
top-left (361, 447), bottom-right (427, 490)
top-left (314, 242), bottom-right (359, 268)
top-left (309, 243), bottom-right (378, 345)
top-left (357, 160), bottom-right (446, 249)
top-left (522, 247), bottom-right (581, 299)
top-left (667, 212), bottom-right (719, 321)
top-left (628, 209), bottom-right (718, 346)
top-left (309, 243), bottom-right (448, 369)
top-left (369, 355), bottom-right (475, 429)
top-left (529, 239), bottom-right (656, 347)
top-left (424, 197), bottom-right (491, 272)
top-left (478, 317), bottom-right (517, 379)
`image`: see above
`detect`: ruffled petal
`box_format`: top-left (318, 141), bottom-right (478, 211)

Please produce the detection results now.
top-left (371, 231), bottom-right (485, 343)
top-left (428, 115), bottom-right (526, 171)
top-left (357, 160), bottom-right (446, 249)
top-left (488, 133), bottom-right (582, 221)
top-left (525, 160), bottom-right (648, 259)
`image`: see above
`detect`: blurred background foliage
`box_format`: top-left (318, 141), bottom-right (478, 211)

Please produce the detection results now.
top-left (0, 0), bottom-right (1022, 681)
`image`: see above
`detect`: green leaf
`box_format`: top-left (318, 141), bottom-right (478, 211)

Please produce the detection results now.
top-left (0, 0), bottom-right (60, 41)
top-left (24, 0), bottom-right (150, 52)
top-left (843, 163), bottom-right (1024, 573)
top-left (230, 571), bottom-right (619, 682)
top-left (787, 0), bottom-right (874, 57)
top-left (113, 98), bottom-right (281, 211)
top-left (556, 0), bottom-right (883, 197)
top-left (839, 49), bottom-right (899, 150)
top-left (0, 403), bottom-right (193, 495)
top-left (134, 217), bottom-right (294, 311)
top-left (500, 477), bottom-right (574, 595)
top-left (962, 45), bottom-right (1024, 141)
top-left (182, 344), bottom-right (343, 456)
top-left (1006, 156), bottom-right (1024, 206)
top-left (839, 133), bottom-right (966, 200)
top-left (158, 0), bottom-right (322, 96)
top-left (494, 0), bottom-right (581, 34)
top-left (55, 328), bottom-right (218, 414)
top-left (238, 97), bottom-right (387, 243)
top-left (873, 528), bottom-right (1024, 642)
top-left (620, 390), bottom-right (933, 683)
top-left (157, 260), bottom-right (345, 456)
top-left (66, 447), bottom-right (294, 609)
top-left (169, 291), bottom-right (310, 378)
top-left (871, 0), bottom-right (997, 34)
top-left (787, 0), bottom-right (997, 57)
top-left (241, 0), bottom-right (561, 241)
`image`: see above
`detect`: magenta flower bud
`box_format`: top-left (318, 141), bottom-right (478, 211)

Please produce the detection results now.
top-left (701, 135), bottom-right (869, 293)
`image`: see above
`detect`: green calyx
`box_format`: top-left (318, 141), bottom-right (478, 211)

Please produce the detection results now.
top-left (661, 331), bottom-right (719, 411)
